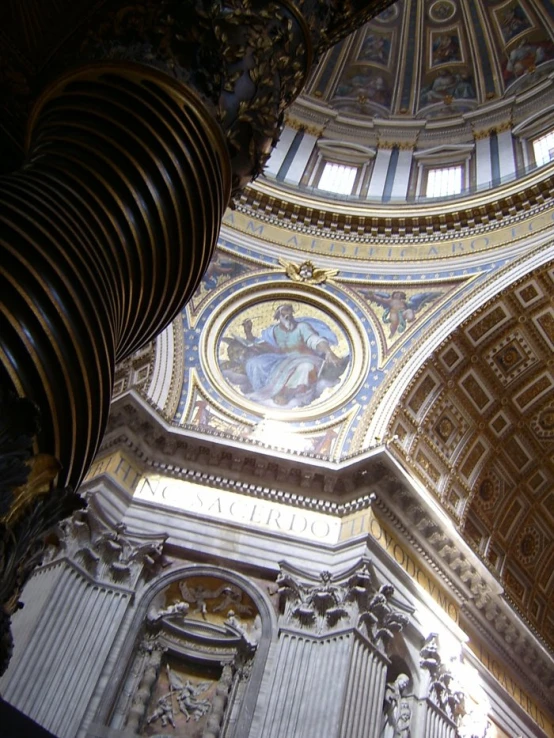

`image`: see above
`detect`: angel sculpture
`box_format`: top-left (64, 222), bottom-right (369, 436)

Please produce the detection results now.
top-left (147, 695), bottom-right (175, 728)
top-left (176, 681), bottom-right (212, 722)
top-left (179, 580), bottom-right (251, 620)
top-left (279, 258), bottom-right (338, 284)
top-left (362, 289), bottom-right (442, 337)
top-left (166, 665), bottom-right (212, 722)
top-left (212, 586), bottom-right (253, 616)
top-left (157, 601), bottom-right (189, 619)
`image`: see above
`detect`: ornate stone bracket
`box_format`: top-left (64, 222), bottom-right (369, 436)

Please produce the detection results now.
top-left (275, 559), bottom-right (409, 652)
top-left (46, 508), bottom-right (169, 588)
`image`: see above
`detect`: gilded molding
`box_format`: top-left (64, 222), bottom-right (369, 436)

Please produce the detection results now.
top-left (236, 165), bottom-right (554, 242)
top-left (284, 115), bottom-right (326, 137)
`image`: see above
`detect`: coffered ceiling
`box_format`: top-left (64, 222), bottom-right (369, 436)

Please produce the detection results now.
top-left (388, 261), bottom-right (554, 649)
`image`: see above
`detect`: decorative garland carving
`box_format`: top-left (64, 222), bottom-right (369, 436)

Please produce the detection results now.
top-left (420, 633), bottom-right (465, 724)
top-left (77, 0), bottom-right (394, 196)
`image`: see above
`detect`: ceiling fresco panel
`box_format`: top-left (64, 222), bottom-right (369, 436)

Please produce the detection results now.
top-left (303, 0), bottom-right (554, 119)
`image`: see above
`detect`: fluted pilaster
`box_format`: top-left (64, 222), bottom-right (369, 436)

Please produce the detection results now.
top-left (0, 565), bottom-right (131, 738)
top-left (422, 699), bottom-right (458, 738)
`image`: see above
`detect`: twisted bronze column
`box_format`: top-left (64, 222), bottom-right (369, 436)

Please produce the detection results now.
top-left (0, 0), bottom-right (394, 671)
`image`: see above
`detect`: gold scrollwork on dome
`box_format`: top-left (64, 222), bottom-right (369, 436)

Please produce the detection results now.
top-left (283, 115), bottom-right (326, 137)
top-left (377, 140), bottom-right (416, 150)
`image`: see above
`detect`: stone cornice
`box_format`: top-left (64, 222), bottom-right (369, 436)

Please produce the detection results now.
top-left (372, 474), bottom-right (554, 715)
top-left (240, 165), bottom-right (554, 240)
top-left (104, 391), bottom-right (390, 506)
top-left (102, 392), bottom-right (554, 718)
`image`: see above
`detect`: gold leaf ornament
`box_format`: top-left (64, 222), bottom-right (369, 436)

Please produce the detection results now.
top-left (278, 258), bottom-right (339, 284)
top-left (2, 454), bottom-right (62, 527)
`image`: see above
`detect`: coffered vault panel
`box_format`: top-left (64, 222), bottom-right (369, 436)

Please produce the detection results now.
top-left (388, 262), bottom-right (554, 650)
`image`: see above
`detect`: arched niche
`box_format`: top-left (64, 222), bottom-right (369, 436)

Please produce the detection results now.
top-left (97, 565), bottom-right (276, 738)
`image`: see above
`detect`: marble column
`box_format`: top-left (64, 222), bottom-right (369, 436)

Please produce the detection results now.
top-left (475, 135), bottom-right (492, 190)
top-left (257, 629), bottom-right (389, 738)
top-left (367, 148), bottom-right (393, 199)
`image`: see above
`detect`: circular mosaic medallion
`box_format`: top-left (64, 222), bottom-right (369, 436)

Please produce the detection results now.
top-left (429, 0), bottom-right (456, 23)
top-left (202, 285), bottom-right (369, 420)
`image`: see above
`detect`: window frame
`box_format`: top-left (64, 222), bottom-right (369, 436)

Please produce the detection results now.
top-left (413, 145), bottom-right (474, 199)
top-left (317, 161), bottom-right (360, 196)
top-left (424, 164), bottom-right (464, 198)
top-left (532, 129), bottom-right (554, 168)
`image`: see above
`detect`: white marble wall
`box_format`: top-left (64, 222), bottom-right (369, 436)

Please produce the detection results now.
top-left (2, 476), bottom-right (546, 738)
top-left (1, 565), bottom-right (130, 738)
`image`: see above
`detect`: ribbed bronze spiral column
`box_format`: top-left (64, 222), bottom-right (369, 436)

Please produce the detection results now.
top-left (0, 63), bottom-right (231, 491)
top-left (0, 0), bottom-right (396, 674)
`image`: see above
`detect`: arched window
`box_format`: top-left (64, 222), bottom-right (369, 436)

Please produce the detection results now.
top-left (318, 162), bottom-right (359, 194)
top-left (532, 129), bottom-right (554, 167)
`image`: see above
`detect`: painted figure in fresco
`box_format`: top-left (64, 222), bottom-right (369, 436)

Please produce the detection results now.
top-left (362, 290), bottom-right (442, 337)
top-left (499, 3), bottom-right (531, 43)
top-left (375, 5), bottom-right (397, 23)
top-left (360, 33), bottom-right (391, 65)
top-left (503, 39), bottom-right (554, 82)
top-left (201, 253), bottom-right (246, 291)
top-left (420, 68), bottom-right (475, 105)
top-left (430, 2), bottom-right (455, 22)
top-left (221, 304), bottom-right (349, 409)
top-left (432, 34), bottom-right (461, 66)
top-left (335, 67), bottom-right (392, 109)
top-left (382, 674), bottom-right (411, 737)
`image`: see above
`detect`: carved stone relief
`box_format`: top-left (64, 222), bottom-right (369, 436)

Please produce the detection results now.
top-left (46, 508), bottom-right (168, 588)
top-left (275, 559), bottom-right (409, 652)
top-left (124, 575), bottom-right (260, 738)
